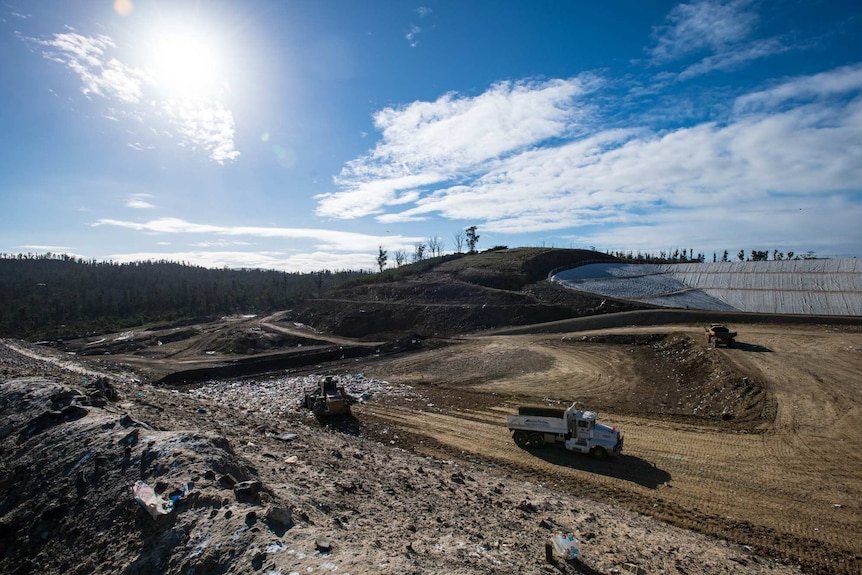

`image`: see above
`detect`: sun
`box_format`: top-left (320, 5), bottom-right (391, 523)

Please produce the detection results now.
top-left (145, 31), bottom-right (223, 97)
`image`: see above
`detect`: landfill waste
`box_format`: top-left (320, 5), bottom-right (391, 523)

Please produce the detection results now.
top-left (550, 533), bottom-right (580, 560)
top-left (169, 483), bottom-right (195, 503)
top-left (131, 480), bottom-right (173, 519)
top-left (189, 372), bottom-right (418, 417)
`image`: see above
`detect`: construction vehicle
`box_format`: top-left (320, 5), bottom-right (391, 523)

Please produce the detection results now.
top-left (302, 376), bottom-right (352, 417)
top-left (506, 402), bottom-right (623, 459)
top-left (705, 323), bottom-right (737, 347)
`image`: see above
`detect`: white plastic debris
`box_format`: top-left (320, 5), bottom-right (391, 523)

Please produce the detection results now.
top-left (131, 480), bottom-right (173, 519)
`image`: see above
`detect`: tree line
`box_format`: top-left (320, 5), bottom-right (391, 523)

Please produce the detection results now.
top-left (377, 226), bottom-right (480, 272)
top-left (0, 254), bottom-right (368, 340)
top-left (603, 248), bottom-right (817, 263)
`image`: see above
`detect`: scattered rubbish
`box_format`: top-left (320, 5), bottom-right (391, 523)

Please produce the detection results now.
top-left (285, 455), bottom-right (299, 464)
top-left (131, 480), bottom-right (173, 519)
top-left (197, 407), bottom-right (207, 414)
top-left (265, 541), bottom-right (287, 554)
top-left (169, 483), bottom-right (194, 503)
top-left (315, 537), bottom-right (333, 554)
top-left (547, 533), bottom-right (579, 561)
top-left (267, 431), bottom-right (297, 442)
top-left (833, 503), bottom-right (843, 508)
top-left (189, 373), bottom-right (418, 418)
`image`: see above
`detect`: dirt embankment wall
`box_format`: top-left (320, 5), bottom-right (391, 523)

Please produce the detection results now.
top-left (483, 309), bottom-right (862, 335)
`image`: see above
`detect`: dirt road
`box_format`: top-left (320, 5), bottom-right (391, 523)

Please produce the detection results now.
top-left (358, 323), bottom-right (862, 574)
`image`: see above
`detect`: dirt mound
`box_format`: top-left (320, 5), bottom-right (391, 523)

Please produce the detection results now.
top-left (0, 374), bottom-right (282, 575)
top-left (562, 333), bottom-right (772, 427)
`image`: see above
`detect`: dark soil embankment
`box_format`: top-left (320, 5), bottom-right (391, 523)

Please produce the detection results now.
top-left (155, 338), bottom-right (422, 385)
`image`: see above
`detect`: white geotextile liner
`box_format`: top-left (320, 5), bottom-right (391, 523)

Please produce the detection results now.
top-left (553, 260), bottom-right (862, 315)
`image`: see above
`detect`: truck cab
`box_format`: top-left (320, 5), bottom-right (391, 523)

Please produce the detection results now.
top-left (564, 409), bottom-right (622, 458)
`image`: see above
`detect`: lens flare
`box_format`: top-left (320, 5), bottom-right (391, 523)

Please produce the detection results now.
top-left (114, 0), bottom-right (133, 16)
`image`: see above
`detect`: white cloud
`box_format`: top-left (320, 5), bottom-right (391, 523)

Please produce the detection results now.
top-left (677, 38), bottom-right (789, 79)
top-left (27, 30), bottom-right (239, 163)
top-left (735, 64), bottom-right (862, 113)
top-left (650, 0), bottom-right (756, 62)
top-left (105, 250), bottom-right (380, 273)
top-left (318, 66), bottom-right (862, 256)
top-left (648, 0), bottom-right (786, 78)
top-left (92, 217), bottom-right (425, 252)
top-left (566, 195), bottom-right (862, 258)
top-left (316, 77), bottom-right (594, 218)
top-left (37, 31), bottom-right (147, 103)
top-left (191, 240), bottom-right (252, 247)
top-left (19, 245), bottom-right (75, 252)
top-left (160, 97), bottom-right (240, 163)
top-left (125, 194), bottom-right (155, 209)
top-left (406, 25), bottom-right (422, 48)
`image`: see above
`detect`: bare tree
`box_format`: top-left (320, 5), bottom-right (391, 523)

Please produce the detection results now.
top-left (394, 249), bottom-right (406, 267)
top-left (452, 231), bottom-right (464, 253)
top-left (427, 236), bottom-right (444, 257)
top-left (412, 242), bottom-right (426, 263)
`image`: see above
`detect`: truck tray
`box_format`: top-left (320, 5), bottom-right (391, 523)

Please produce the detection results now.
top-left (518, 406), bottom-right (566, 418)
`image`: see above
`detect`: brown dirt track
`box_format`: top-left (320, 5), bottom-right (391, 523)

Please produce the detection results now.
top-left (356, 322), bottom-right (862, 574)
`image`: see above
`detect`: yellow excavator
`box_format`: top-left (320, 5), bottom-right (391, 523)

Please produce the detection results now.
top-left (302, 376), bottom-right (351, 417)
top-left (705, 323), bottom-right (737, 347)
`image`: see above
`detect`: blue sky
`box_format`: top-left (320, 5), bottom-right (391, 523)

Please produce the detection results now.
top-left (2, 0), bottom-right (861, 271)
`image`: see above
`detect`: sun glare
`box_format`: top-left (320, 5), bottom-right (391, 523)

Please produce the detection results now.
top-left (146, 32), bottom-right (223, 97)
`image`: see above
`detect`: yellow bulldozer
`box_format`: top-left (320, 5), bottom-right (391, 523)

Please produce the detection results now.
top-left (302, 376), bottom-right (352, 417)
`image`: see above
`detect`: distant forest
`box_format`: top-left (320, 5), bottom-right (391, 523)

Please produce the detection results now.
top-left (0, 254), bottom-right (367, 340)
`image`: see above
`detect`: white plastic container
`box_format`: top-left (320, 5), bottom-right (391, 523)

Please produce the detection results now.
top-left (551, 533), bottom-right (580, 560)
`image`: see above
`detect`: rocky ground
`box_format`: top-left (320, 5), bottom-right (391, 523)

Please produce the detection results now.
top-left (0, 339), bottom-right (806, 575)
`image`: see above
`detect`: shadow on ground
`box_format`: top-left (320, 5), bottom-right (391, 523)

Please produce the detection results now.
top-left (316, 413), bottom-right (363, 436)
top-left (523, 446), bottom-right (671, 489)
top-left (733, 342), bottom-right (773, 352)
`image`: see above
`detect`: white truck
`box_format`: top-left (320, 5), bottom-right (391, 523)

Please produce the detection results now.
top-left (506, 403), bottom-right (623, 459)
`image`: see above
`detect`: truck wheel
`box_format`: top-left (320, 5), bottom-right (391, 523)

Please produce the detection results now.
top-left (513, 431), bottom-right (529, 448)
top-left (529, 433), bottom-right (545, 449)
top-left (590, 446), bottom-right (608, 460)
